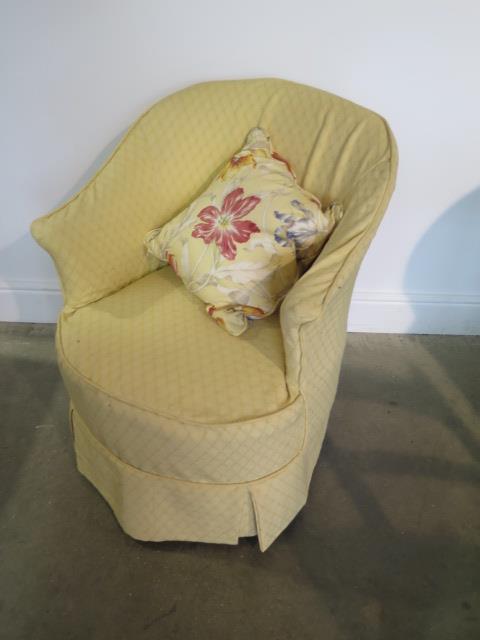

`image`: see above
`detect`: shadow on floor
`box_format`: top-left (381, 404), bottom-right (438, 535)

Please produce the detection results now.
top-left (1, 324), bottom-right (479, 640)
top-left (0, 324), bottom-right (66, 512)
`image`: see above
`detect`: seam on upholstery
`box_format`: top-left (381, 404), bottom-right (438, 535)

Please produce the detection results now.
top-left (33, 79), bottom-right (381, 244)
top-left (61, 266), bottom-right (164, 315)
top-left (36, 78), bottom-right (280, 224)
top-left (341, 155), bottom-right (392, 203)
top-left (68, 403), bottom-right (76, 441)
top-left (286, 159), bottom-right (392, 389)
top-left (300, 121), bottom-right (397, 328)
top-left (321, 127), bottom-right (397, 310)
top-left (247, 490), bottom-right (264, 550)
top-left (322, 161), bottom-right (392, 307)
top-left (57, 314), bottom-right (299, 428)
top-left (70, 401), bottom-right (308, 487)
top-left (288, 118), bottom-right (397, 390)
top-left (295, 155), bottom-right (392, 293)
top-left (32, 80), bottom-right (231, 223)
top-left (297, 322), bottom-right (309, 431)
top-left (34, 103), bottom-right (159, 223)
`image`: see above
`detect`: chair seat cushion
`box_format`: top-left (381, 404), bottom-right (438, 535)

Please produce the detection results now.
top-left (57, 267), bottom-right (306, 484)
top-left (58, 267), bottom-right (290, 424)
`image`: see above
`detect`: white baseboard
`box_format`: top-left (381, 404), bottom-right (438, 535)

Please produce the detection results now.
top-left (1, 280), bottom-right (479, 334)
top-left (0, 279), bottom-right (63, 323)
top-left (349, 290), bottom-right (480, 334)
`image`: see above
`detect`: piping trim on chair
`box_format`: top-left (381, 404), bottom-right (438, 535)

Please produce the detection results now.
top-left (69, 405), bottom-right (309, 487)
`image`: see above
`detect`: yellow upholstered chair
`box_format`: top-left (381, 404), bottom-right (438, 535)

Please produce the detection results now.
top-left (31, 79), bottom-right (397, 550)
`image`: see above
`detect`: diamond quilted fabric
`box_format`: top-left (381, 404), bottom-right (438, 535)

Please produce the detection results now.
top-left (30, 78), bottom-right (398, 550)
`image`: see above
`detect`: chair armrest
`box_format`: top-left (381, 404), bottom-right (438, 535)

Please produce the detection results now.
top-left (30, 80), bottom-right (270, 313)
top-left (30, 108), bottom-right (166, 312)
top-left (281, 127), bottom-right (398, 393)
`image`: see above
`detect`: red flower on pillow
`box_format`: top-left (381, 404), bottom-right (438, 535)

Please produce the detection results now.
top-left (192, 188), bottom-right (261, 260)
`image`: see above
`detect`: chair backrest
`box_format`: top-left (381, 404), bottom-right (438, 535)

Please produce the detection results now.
top-left (141, 78), bottom-right (392, 225)
top-left (141, 78), bottom-right (396, 327)
top-left (32, 78), bottom-right (397, 317)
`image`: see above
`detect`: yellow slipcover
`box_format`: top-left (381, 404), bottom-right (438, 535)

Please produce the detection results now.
top-left (31, 79), bottom-right (398, 550)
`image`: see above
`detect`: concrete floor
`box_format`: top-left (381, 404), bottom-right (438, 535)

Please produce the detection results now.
top-left (0, 323), bottom-right (479, 640)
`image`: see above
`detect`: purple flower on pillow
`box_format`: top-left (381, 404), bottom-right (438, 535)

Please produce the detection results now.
top-left (274, 200), bottom-right (325, 246)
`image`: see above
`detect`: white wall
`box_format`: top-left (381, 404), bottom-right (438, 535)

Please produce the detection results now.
top-left (1, 0), bottom-right (479, 333)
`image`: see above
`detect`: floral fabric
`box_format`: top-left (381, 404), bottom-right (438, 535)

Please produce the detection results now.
top-left (145, 128), bottom-right (343, 335)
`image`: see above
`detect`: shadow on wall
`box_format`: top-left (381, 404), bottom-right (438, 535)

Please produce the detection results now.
top-left (402, 186), bottom-right (480, 420)
top-left (404, 185), bottom-right (480, 335)
top-left (52, 127), bottom-right (129, 207)
top-left (1, 129), bottom-right (128, 323)
top-left (276, 188), bottom-right (480, 638)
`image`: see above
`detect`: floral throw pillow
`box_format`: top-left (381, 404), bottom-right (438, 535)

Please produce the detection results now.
top-left (144, 128), bottom-right (343, 336)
